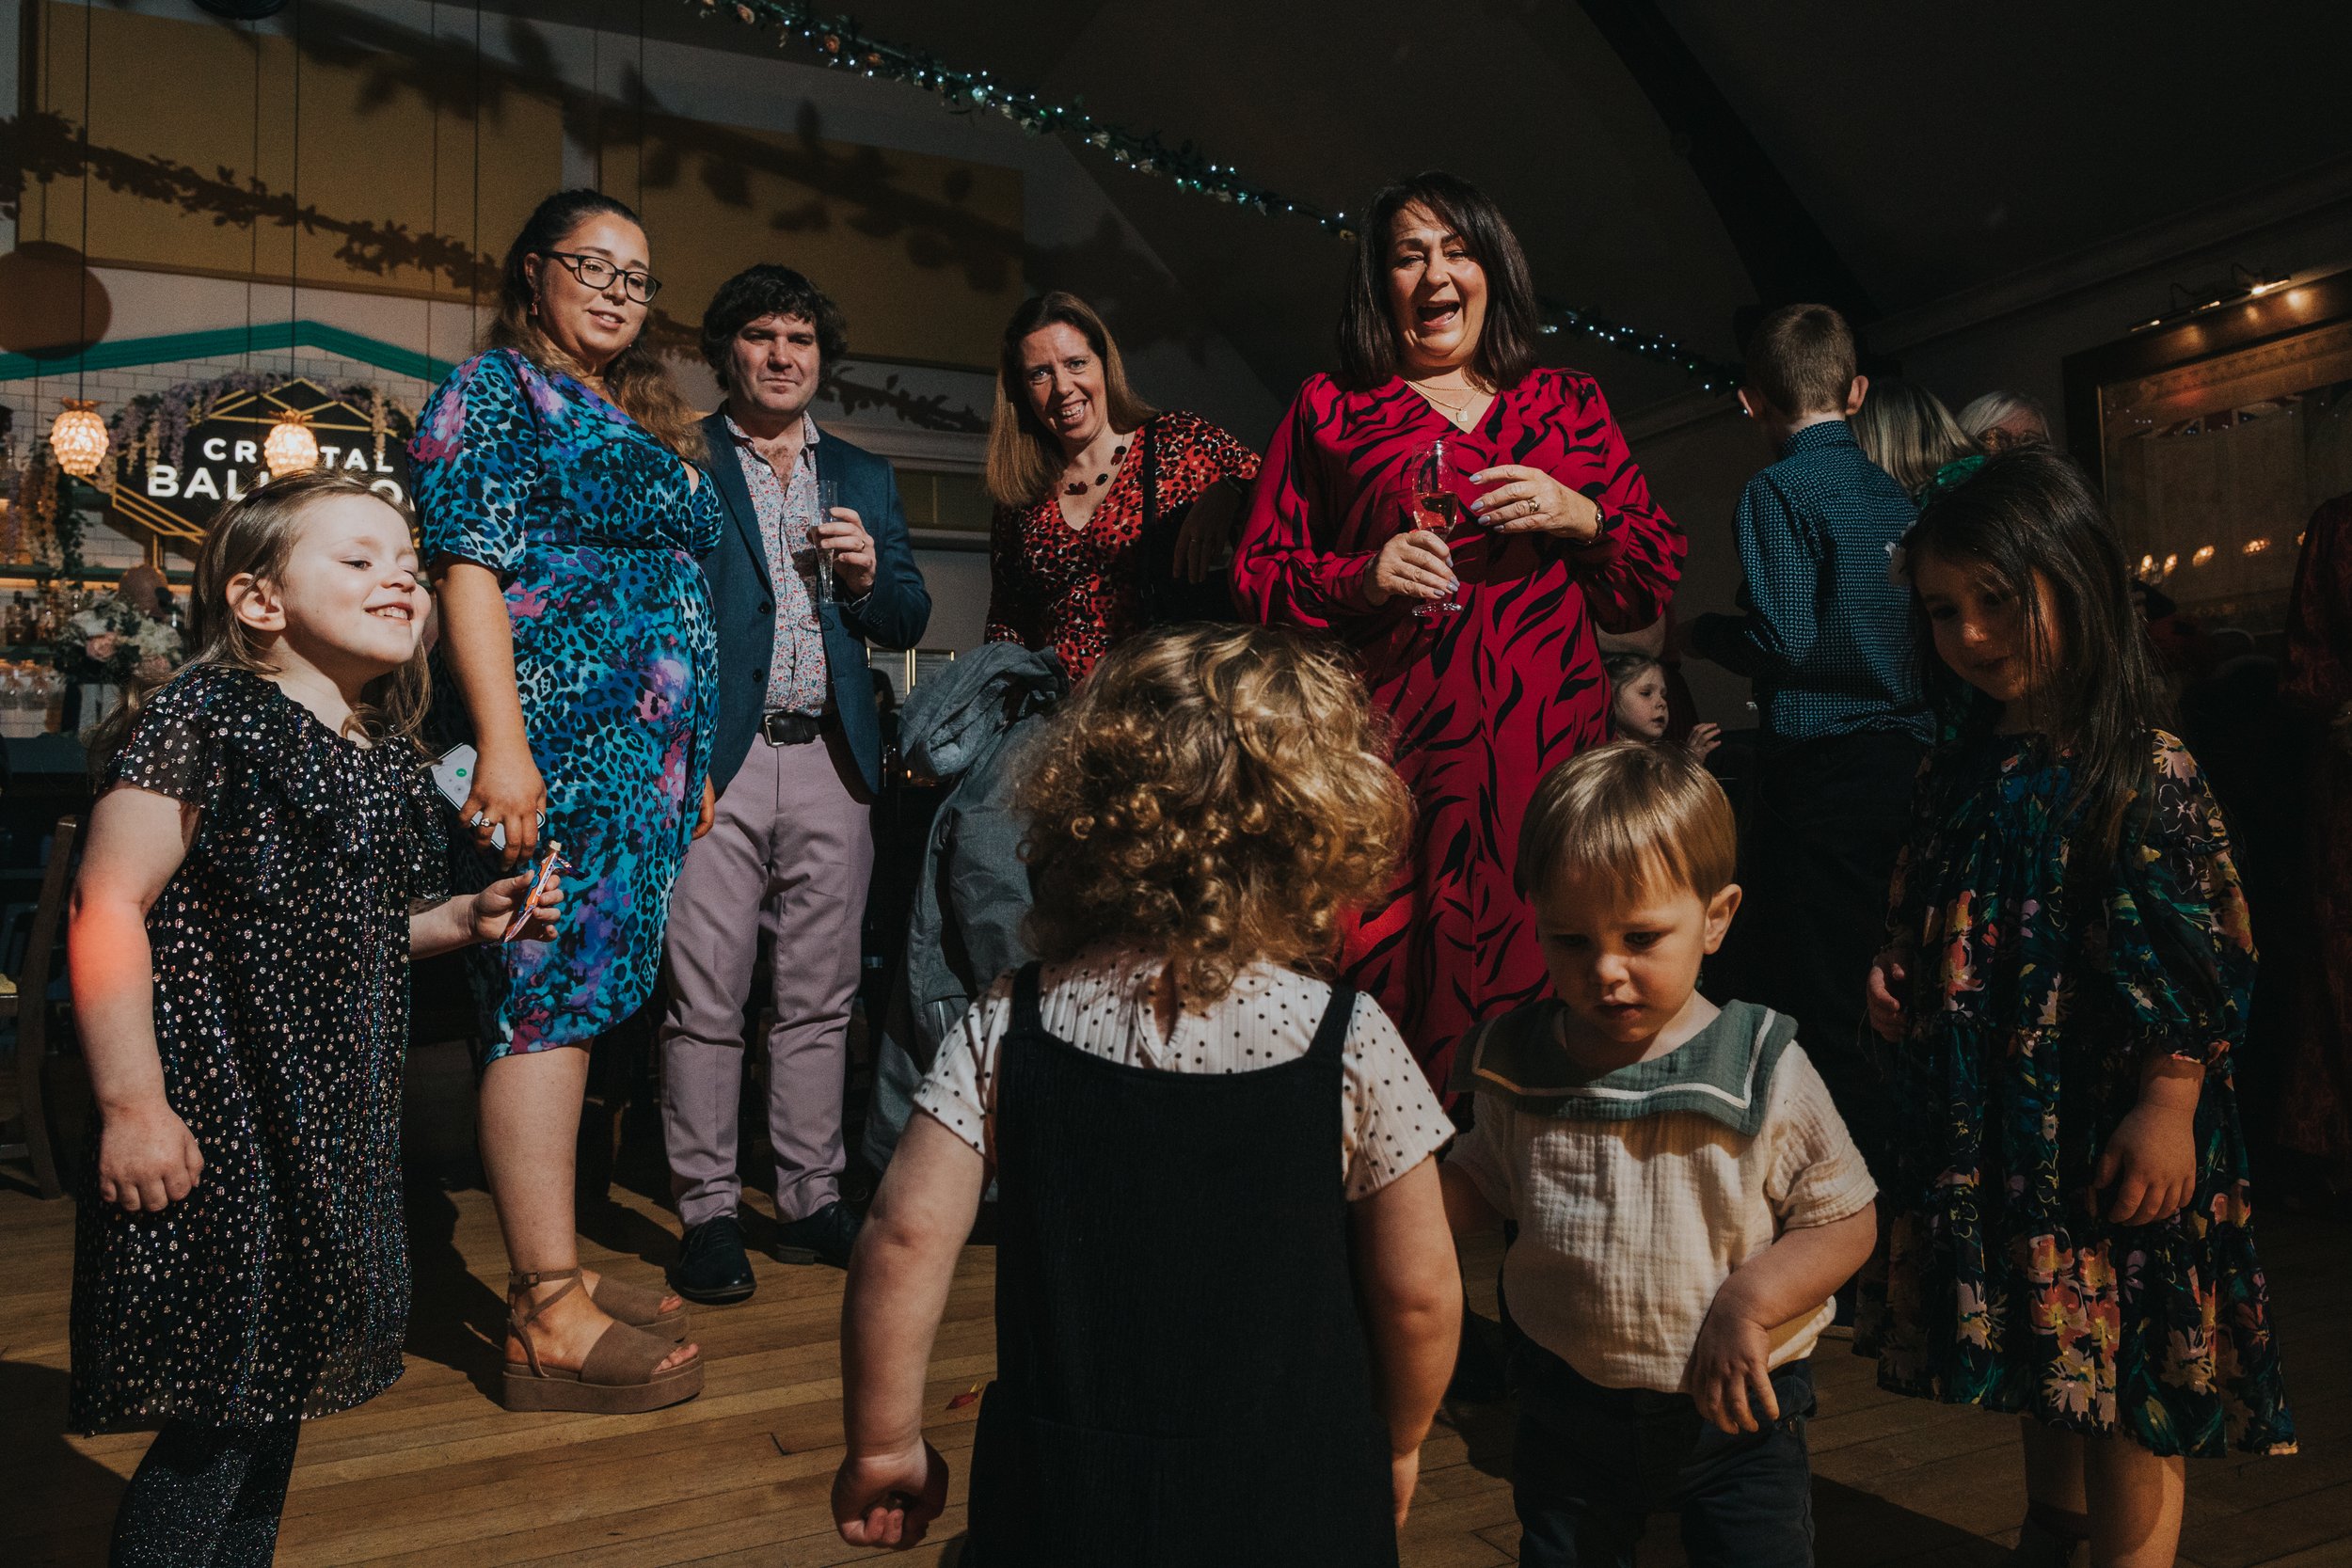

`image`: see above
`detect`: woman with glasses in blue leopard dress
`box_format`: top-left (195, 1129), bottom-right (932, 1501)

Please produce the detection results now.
top-left (412, 189), bottom-right (713, 1417)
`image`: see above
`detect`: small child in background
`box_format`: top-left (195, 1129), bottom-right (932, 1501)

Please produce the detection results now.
top-left (1863, 450), bottom-right (2294, 1568)
top-left (71, 472), bottom-right (562, 1567)
top-left (1442, 741), bottom-right (1876, 1568)
top-left (1604, 650), bottom-right (1721, 760)
top-left (833, 625), bottom-right (1461, 1565)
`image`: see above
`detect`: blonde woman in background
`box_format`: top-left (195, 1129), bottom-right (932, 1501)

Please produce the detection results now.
top-left (1851, 379), bottom-right (1979, 498)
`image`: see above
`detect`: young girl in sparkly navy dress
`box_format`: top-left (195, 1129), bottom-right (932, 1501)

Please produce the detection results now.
top-left (70, 473), bottom-right (561, 1567)
top-left (1860, 451), bottom-right (2294, 1568)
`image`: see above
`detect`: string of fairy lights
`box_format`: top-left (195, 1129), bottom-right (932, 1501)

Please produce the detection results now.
top-left (686, 0), bottom-right (1740, 390)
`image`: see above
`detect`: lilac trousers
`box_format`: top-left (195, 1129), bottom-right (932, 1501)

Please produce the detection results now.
top-left (659, 726), bottom-right (873, 1227)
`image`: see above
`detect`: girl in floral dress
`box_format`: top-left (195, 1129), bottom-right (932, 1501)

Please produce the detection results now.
top-left (1860, 451), bottom-right (2293, 1568)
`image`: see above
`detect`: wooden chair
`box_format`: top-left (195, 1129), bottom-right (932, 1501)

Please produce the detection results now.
top-left (0, 816), bottom-right (79, 1200)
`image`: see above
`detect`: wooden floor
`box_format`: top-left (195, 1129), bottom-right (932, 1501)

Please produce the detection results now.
top-left (5, 1170), bottom-right (2347, 1566)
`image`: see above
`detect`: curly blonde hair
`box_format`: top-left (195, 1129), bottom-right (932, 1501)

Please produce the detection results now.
top-left (1019, 624), bottom-right (1409, 1001)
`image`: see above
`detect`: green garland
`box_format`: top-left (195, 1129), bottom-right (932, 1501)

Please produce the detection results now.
top-left (690, 0), bottom-right (1738, 390)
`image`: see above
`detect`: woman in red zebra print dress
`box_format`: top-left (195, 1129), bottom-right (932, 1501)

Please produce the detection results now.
top-left (1234, 172), bottom-right (1683, 1094)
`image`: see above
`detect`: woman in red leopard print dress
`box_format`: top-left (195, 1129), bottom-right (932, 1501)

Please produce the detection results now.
top-left (984, 292), bottom-right (1259, 683)
top-left (1234, 173), bottom-right (1683, 1093)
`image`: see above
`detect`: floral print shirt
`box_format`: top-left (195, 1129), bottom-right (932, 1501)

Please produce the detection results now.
top-left (723, 412), bottom-right (830, 718)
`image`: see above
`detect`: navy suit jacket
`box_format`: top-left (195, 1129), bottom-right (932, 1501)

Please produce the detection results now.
top-left (699, 410), bottom-right (930, 795)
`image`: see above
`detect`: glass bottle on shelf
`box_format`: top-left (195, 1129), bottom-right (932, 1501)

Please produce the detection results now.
top-left (0, 662), bottom-right (39, 737)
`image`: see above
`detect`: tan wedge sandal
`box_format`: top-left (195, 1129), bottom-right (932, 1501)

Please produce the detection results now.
top-left (503, 1267), bottom-right (704, 1415)
top-left (587, 1272), bottom-right (689, 1343)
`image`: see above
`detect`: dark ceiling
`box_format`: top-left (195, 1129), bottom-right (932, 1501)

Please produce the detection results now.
top-left (1661, 0), bottom-right (2352, 310)
top-left (546, 0), bottom-right (2352, 407)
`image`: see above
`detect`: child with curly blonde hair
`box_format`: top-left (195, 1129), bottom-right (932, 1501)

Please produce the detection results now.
top-left (832, 624), bottom-right (1461, 1566)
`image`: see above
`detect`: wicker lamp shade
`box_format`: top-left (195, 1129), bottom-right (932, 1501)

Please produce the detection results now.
top-left (48, 400), bottom-right (108, 479)
top-left (263, 409), bottom-right (320, 480)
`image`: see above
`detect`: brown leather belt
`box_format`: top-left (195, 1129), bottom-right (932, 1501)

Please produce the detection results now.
top-left (761, 711), bottom-right (830, 746)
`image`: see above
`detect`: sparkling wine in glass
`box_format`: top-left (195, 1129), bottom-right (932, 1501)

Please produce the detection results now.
top-left (814, 478), bottom-right (840, 605)
top-left (1410, 436), bottom-right (1464, 617)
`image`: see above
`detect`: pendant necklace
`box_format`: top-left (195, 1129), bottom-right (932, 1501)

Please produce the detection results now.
top-left (1412, 381), bottom-right (1485, 430)
top-left (1063, 442), bottom-right (1128, 498)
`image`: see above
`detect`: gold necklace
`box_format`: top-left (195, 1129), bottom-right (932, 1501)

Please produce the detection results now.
top-left (1409, 380), bottom-right (1487, 428)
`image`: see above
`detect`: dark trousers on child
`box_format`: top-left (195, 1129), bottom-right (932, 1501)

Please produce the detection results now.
top-left (1735, 728), bottom-right (1923, 1182)
top-left (1512, 1341), bottom-right (1816, 1568)
top-left (109, 1418), bottom-right (302, 1567)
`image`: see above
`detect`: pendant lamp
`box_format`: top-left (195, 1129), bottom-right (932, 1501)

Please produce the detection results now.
top-left (263, 409), bottom-right (320, 479)
top-left (49, 399), bottom-right (108, 478)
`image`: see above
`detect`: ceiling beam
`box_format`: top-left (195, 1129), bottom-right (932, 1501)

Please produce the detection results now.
top-left (1573, 0), bottom-right (1877, 329)
top-left (1867, 150), bottom-right (2352, 355)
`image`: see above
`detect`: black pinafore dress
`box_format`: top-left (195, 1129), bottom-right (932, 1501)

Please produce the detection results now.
top-left (965, 962), bottom-right (1399, 1567)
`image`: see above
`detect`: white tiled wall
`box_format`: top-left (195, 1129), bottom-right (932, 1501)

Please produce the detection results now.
top-left (3, 348), bottom-right (437, 573)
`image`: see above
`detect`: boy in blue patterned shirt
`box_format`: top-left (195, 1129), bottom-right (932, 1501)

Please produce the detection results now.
top-left (1683, 304), bottom-right (1929, 1180)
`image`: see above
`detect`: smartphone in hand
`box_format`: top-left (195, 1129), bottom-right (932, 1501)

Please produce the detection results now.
top-left (430, 744), bottom-right (545, 853)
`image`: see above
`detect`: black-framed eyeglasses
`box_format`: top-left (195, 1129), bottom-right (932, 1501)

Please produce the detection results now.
top-left (541, 250), bottom-right (661, 304)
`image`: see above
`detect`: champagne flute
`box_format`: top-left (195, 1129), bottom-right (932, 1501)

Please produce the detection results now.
top-left (1409, 436), bottom-right (1465, 617)
top-left (814, 479), bottom-right (840, 605)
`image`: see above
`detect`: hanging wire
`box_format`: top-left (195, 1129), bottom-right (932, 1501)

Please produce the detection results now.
top-left (31, 0), bottom-right (54, 471)
top-left (471, 0), bottom-right (483, 324)
top-left (73, 0), bottom-right (92, 399)
top-left (288, 0), bottom-right (301, 372)
top-left (425, 0), bottom-right (438, 370)
top-left (245, 11), bottom-right (261, 372)
top-left (635, 0), bottom-right (646, 209)
top-left (591, 1), bottom-right (602, 191)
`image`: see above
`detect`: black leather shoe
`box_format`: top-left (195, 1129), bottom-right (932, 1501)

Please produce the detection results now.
top-left (771, 1200), bottom-right (862, 1269)
top-left (669, 1213), bottom-right (756, 1305)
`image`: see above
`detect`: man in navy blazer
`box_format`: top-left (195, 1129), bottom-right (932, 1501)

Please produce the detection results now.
top-left (659, 265), bottom-right (930, 1302)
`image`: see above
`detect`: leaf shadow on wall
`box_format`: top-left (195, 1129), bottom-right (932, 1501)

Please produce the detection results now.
top-left (10, 3), bottom-right (1232, 399)
top-left (300, 1), bottom-right (1034, 304)
top-left (205, 1), bottom-right (1237, 370)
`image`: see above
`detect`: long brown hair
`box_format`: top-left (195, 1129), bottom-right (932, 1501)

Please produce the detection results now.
top-left (1335, 171), bottom-right (1543, 394)
top-left (87, 471), bottom-right (432, 776)
top-left (984, 292), bottom-right (1156, 507)
top-left (487, 189), bottom-right (705, 462)
top-left (1018, 624), bottom-right (1408, 1002)
top-left (1903, 449), bottom-right (2169, 868)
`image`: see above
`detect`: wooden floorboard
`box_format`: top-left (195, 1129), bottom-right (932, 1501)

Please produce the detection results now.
top-left (2, 1175), bottom-right (2341, 1565)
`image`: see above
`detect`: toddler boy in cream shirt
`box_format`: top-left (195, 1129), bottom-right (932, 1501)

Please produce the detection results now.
top-left (1441, 742), bottom-right (1876, 1568)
